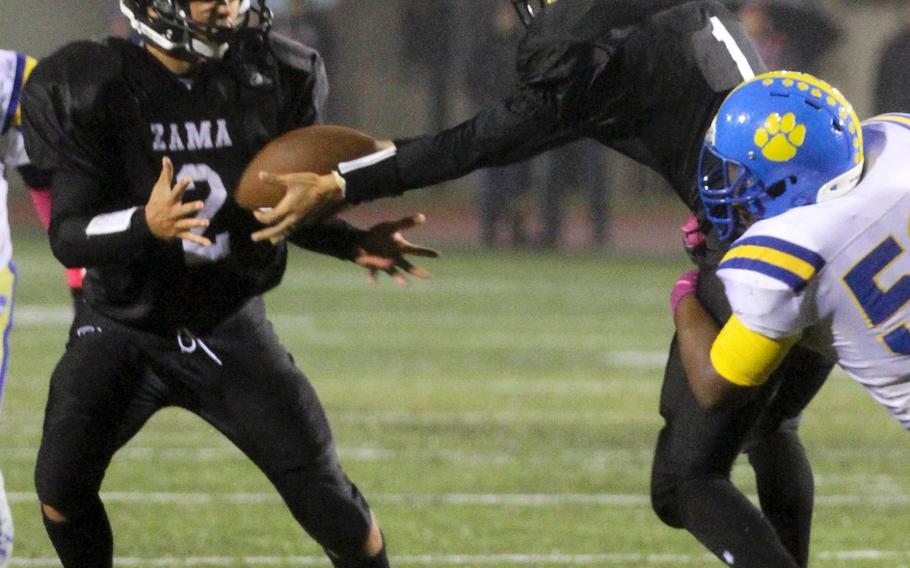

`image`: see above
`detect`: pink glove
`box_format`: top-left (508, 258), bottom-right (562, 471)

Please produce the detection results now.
top-left (681, 215), bottom-right (706, 248)
top-left (670, 269), bottom-right (699, 314)
top-left (29, 187), bottom-right (52, 230)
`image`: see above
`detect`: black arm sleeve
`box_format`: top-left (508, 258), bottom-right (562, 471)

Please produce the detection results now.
top-left (15, 164), bottom-right (53, 188)
top-left (343, 86), bottom-right (578, 204)
top-left (288, 217), bottom-right (365, 261)
top-left (48, 168), bottom-right (161, 268)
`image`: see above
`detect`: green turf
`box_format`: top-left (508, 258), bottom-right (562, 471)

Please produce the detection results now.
top-left (3, 232), bottom-right (909, 566)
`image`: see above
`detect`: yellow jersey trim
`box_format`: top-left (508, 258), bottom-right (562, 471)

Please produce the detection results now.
top-left (722, 244), bottom-right (817, 281)
top-left (13, 55), bottom-right (37, 128)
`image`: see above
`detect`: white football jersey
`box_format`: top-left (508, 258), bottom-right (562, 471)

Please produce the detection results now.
top-left (0, 49), bottom-right (33, 270)
top-left (717, 116), bottom-right (910, 428)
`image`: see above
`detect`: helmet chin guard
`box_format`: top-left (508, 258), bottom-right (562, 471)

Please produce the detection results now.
top-left (120, 0), bottom-right (273, 60)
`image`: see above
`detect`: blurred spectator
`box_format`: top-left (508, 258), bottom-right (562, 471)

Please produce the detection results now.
top-left (540, 140), bottom-right (609, 250)
top-left (467, 1), bottom-right (533, 249)
top-left (106, 2), bottom-right (138, 42)
top-left (730, 0), bottom-right (840, 71)
top-left (874, 2), bottom-right (910, 114)
top-left (401, 0), bottom-right (456, 132)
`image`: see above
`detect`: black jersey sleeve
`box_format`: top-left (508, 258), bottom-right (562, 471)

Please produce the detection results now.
top-left (341, 0), bottom-right (684, 205)
top-left (48, 168), bottom-right (159, 268)
top-left (15, 164), bottom-right (52, 188)
top-left (343, 84), bottom-right (579, 204)
top-left (518, 0), bottom-right (684, 87)
top-left (22, 41), bottom-right (164, 268)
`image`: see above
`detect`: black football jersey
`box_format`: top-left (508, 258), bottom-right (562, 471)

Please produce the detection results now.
top-left (22, 34), bottom-right (328, 332)
top-left (344, 0), bottom-right (765, 213)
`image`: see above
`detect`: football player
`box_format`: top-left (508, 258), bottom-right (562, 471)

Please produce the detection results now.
top-left (250, 1), bottom-right (829, 566)
top-left (0, 47), bottom-right (49, 568)
top-left (673, 70), bottom-right (910, 534)
top-left (20, 1), bottom-right (436, 566)
top-left (677, 71), bottom-right (902, 417)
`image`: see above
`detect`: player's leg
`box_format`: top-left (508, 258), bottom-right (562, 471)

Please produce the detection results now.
top-left (651, 336), bottom-right (801, 568)
top-left (0, 263), bottom-right (16, 568)
top-left (175, 300), bottom-right (387, 567)
top-left (744, 346), bottom-right (832, 568)
top-left (36, 308), bottom-right (165, 568)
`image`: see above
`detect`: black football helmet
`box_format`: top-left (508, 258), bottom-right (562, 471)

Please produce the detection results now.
top-left (119, 0), bottom-right (273, 59)
top-left (511, 0), bottom-right (552, 27)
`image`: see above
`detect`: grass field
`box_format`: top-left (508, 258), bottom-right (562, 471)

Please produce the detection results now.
top-left (2, 231), bottom-right (910, 567)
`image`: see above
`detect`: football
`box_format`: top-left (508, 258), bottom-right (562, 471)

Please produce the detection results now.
top-left (235, 124), bottom-right (380, 209)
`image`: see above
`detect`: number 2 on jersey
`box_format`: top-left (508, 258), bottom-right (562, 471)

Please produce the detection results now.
top-left (843, 236), bottom-right (910, 354)
top-left (175, 163), bottom-right (230, 264)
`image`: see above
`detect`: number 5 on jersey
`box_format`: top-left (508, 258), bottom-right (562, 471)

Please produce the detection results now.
top-left (843, 236), bottom-right (910, 354)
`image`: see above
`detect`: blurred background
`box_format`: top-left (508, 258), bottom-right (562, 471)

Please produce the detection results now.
top-left (2, 0), bottom-right (906, 254)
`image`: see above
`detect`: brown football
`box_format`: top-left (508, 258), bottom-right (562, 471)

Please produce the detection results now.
top-left (235, 124), bottom-right (380, 209)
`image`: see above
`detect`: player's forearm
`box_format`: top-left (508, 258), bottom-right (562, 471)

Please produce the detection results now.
top-left (48, 170), bottom-right (162, 268)
top-left (289, 218), bottom-right (365, 261)
top-left (343, 90), bottom-right (566, 204)
top-left (674, 295), bottom-right (753, 410)
top-left (49, 207), bottom-right (161, 268)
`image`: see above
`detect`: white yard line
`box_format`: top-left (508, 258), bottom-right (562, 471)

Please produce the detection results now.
top-left (7, 491), bottom-right (910, 507)
top-left (8, 550), bottom-right (910, 566)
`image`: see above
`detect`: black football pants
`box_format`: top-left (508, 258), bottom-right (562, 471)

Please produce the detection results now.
top-left (651, 267), bottom-right (831, 567)
top-left (35, 297), bottom-right (374, 562)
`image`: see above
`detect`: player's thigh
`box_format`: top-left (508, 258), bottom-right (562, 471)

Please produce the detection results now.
top-left (197, 316), bottom-right (338, 476)
top-left (654, 337), bottom-right (768, 476)
top-left (193, 318), bottom-right (375, 546)
top-left (36, 319), bottom-right (160, 509)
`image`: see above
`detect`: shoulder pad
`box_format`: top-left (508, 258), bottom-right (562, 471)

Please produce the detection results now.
top-left (268, 33), bottom-right (324, 75)
top-left (20, 40), bottom-right (125, 172)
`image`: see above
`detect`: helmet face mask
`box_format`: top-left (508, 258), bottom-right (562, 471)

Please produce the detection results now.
top-left (698, 71), bottom-right (865, 242)
top-left (120, 0), bottom-right (273, 60)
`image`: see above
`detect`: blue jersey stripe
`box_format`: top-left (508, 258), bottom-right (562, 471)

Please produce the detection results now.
top-left (1, 52), bottom-right (26, 135)
top-left (718, 257), bottom-right (809, 292)
top-left (731, 236), bottom-right (825, 272)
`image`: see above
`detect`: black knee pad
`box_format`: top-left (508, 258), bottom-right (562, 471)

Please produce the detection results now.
top-left (651, 474), bottom-right (685, 529)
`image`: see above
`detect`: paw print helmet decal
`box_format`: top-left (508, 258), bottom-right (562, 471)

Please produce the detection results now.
top-left (698, 71), bottom-right (864, 241)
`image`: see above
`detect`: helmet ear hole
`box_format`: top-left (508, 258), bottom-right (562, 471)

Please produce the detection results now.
top-left (766, 179), bottom-right (789, 198)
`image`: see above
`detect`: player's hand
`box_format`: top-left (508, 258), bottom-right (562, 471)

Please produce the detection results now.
top-left (682, 214), bottom-right (708, 264)
top-left (354, 213), bottom-right (439, 286)
top-left (670, 269), bottom-right (699, 315)
top-left (145, 157), bottom-right (211, 246)
top-left (251, 171), bottom-right (345, 244)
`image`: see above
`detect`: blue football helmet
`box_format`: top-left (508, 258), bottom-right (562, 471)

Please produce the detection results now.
top-left (698, 71), bottom-right (864, 241)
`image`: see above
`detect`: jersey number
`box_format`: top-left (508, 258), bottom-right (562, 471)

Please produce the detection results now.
top-left (175, 163), bottom-right (230, 264)
top-left (843, 236), bottom-right (910, 354)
